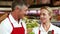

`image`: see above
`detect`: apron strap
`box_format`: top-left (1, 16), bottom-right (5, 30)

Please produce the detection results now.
top-left (8, 16), bottom-right (14, 28)
top-left (38, 30), bottom-right (40, 34)
top-left (52, 30), bottom-right (54, 34)
top-left (48, 30), bottom-right (54, 34)
top-left (8, 16), bottom-right (23, 28)
top-left (21, 22), bottom-right (24, 27)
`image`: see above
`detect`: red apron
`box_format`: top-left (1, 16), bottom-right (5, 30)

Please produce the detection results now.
top-left (38, 30), bottom-right (54, 34)
top-left (8, 17), bottom-right (25, 34)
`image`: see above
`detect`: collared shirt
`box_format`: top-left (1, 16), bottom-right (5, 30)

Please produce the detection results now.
top-left (33, 23), bottom-right (60, 34)
top-left (0, 14), bottom-right (27, 34)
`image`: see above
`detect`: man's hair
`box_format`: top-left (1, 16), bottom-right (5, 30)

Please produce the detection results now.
top-left (12, 0), bottom-right (29, 11)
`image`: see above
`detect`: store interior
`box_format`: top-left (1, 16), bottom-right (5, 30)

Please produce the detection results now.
top-left (0, 0), bottom-right (60, 34)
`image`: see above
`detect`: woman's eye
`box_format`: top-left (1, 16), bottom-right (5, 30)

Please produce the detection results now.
top-left (43, 13), bottom-right (46, 16)
top-left (40, 13), bottom-right (46, 16)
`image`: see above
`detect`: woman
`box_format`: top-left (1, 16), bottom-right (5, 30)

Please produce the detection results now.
top-left (32, 6), bottom-right (60, 34)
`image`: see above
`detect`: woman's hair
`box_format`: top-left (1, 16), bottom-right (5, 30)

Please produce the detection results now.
top-left (40, 6), bottom-right (53, 20)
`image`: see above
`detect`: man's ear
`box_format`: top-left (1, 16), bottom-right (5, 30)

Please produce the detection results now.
top-left (16, 7), bottom-right (19, 10)
top-left (14, 7), bottom-right (21, 13)
top-left (15, 6), bottom-right (21, 11)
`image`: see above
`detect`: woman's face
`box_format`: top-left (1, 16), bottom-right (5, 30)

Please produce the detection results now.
top-left (40, 9), bottom-right (51, 24)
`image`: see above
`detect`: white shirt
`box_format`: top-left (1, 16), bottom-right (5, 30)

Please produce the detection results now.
top-left (33, 23), bottom-right (60, 34)
top-left (0, 14), bottom-right (27, 34)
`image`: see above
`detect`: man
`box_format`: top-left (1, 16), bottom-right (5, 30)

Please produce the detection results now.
top-left (0, 0), bottom-right (29, 34)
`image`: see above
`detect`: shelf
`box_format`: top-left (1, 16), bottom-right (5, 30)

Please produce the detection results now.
top-left (0, 0), bottom-right (13, 1)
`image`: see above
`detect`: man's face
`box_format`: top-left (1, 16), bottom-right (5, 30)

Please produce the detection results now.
top-left (19, 6), bottom-right (28, 19)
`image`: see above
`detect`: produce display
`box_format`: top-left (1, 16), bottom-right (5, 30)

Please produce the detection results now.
top-left (23, 17), bottom-right (40, 34)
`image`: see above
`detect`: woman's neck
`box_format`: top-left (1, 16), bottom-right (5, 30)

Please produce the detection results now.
top-left (42, 21), bottom-right (51, 32)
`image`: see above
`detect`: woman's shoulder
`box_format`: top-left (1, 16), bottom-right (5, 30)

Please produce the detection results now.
top-left (52, 24), bottom-right (60, 29)
top-left (51, 24), bottom-right (60, 31)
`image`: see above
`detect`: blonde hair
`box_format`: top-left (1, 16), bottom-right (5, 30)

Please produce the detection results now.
top-left (40, 6), bottom-right (53, 20)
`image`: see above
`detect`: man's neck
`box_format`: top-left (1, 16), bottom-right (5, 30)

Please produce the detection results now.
top-left (11, 12), bottom-right (19, 22)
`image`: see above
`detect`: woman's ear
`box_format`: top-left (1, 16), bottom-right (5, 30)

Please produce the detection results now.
top-left (50, 16), bottom-right (52, 20)
top-left (49, 13), bottom-right (52, 20)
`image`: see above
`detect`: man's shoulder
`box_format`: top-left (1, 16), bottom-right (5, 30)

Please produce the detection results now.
top-left (0, 18), bottom-right (11, 27)
top-left (0, 18), bottom-right (13, 34)
top-left (1, 18), bottom-right (9, 23)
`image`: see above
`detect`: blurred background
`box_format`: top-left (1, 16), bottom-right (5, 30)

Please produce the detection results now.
top-left (0, 0), bottom-right (60, 34)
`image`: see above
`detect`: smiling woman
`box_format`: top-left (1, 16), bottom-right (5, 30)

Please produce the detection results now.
top-left (32, 6), bottom-right (60, 34)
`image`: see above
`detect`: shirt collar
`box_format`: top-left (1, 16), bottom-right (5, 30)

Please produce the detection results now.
top-left (9, 14), bottom-right (18, 24)
top-left (40, 23), bottom-right (53, 32)
top-left (48, 23), bottom-right (54, 31)
top-left (8, 14), bottom-right (25, 27)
